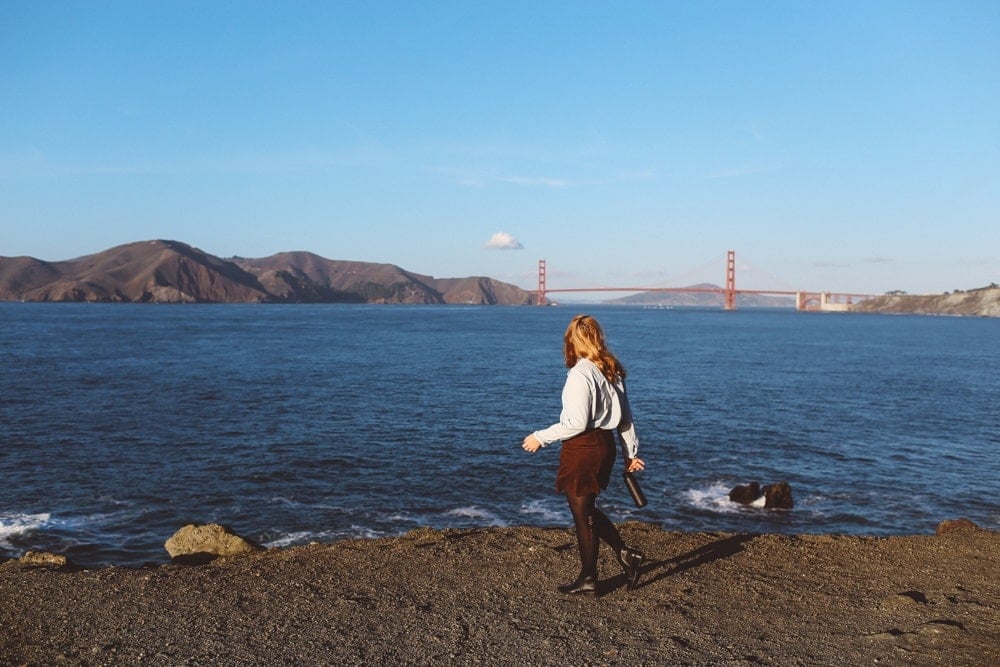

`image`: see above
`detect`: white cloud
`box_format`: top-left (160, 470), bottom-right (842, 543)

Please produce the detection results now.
top-left (484, 232), bottom-right (524, 250)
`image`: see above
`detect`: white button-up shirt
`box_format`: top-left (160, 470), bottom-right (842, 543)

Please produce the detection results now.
top-left (533, 358), bottom-right (640, 459)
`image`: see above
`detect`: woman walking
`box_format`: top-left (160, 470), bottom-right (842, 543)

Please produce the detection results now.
top-left (522, 314), bottom-right (646, 597)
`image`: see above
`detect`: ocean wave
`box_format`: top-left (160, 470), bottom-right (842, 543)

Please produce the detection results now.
top-left (444, 506), bottom-right (506, 526)
top-left (683, 482), bottom-right (742, 515)
top-left (346, 525), bottom-right (388, 539)
top-left (518, 499), bottom-right (564, 525)
top-left (263, 530), bottom-right (320, 549)
top-left (262, 524), bottom-right (393, 548)
top-left (0, 512), bottom-right (52, 548)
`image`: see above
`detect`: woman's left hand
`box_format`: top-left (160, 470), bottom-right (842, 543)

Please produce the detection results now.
top-left (625, 457), bottom-right (645, 473)
top-left (522, 434), bottom-right (542, 453)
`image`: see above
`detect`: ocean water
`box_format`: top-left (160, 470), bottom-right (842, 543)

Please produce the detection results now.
top-left (1, 303), bottom-right (997, 568)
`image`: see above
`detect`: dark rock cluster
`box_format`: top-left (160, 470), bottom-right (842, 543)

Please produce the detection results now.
top-left (728, 481), bottom-right (794, 509)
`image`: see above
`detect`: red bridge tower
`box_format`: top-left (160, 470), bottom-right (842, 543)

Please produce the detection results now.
top-left (536, 259), bottom-right (547, 305)
top-left (724, 250), bottom-right (736, 310)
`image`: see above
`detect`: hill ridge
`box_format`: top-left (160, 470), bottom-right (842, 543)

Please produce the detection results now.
top-left (0, 240), bottom-right (535, 305)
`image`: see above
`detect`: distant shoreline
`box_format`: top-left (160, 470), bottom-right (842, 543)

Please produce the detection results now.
top-left (848, 286), bottom-right (1000, 317)
top-left (4, 296), bottom-right (998, 318)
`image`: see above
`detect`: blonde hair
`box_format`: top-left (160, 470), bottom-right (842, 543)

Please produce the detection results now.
top-left (563, 314), bottom-right (627, 383)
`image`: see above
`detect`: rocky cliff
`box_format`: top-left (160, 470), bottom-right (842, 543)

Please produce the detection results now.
top-left (850, 286), bottom-right (1000, 317)
top-left (0, 240), bottom-right (536, 305)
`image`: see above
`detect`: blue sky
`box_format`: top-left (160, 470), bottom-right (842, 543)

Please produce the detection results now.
top-left (2, 1), bottom-right (997, 296)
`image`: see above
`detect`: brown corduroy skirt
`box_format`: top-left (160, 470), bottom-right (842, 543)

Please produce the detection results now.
top-left (555, 429), bottom-right (617, 497)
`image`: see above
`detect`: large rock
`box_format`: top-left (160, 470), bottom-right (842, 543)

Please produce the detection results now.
top-left (762, 482), bottom-right (794, 509)
top-left (729, 481), bottom-right (794, 509)
top-left (728, 482), bottom-right (762, 505)
top-left (165, 523), bottom-right (263, 564)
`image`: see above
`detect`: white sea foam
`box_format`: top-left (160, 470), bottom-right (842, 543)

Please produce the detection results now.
top-left (445, 506), bottom-right (505, 526)
top-left (346, 525), bottom-right (387, 539)
top-left (95, 495), bottom-right (130, 506)
top-left (519, 499), bottom-right (565, 524)
top-left (799, 493), bottom-right (827, 507)
top-left (683, 482), bottom-right (741, 514)
top-left (0, 512), bottom-right (51, 547)
top-left (263, 527), bottom-right (369, 548)
top-left (263, 531), bottom-right (317, 548)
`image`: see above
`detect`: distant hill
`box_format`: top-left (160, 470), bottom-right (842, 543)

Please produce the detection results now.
top-left (850, 286), bottom-right (1000, 317)
top-left (606, 283), bottom-right (794, 308)
top-left (0, 240), bottom-right (536, 305)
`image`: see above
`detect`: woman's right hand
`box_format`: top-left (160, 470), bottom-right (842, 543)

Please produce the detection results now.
top-left (522, 434), bottom-right (542, 453)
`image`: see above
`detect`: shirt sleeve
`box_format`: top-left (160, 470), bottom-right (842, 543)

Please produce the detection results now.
top-left (532, 367), bottom-right (592, 446)
top-left (615, 382), bottom-right (640, 459)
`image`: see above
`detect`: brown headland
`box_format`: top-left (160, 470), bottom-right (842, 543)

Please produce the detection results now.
top-left (0, 240), bottom-right (535, 305)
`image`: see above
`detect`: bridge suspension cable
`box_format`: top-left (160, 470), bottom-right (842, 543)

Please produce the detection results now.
top-left (534, 250), bottom-right (874, 311)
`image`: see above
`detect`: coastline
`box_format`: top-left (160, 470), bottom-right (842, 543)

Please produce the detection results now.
top-left (2, 523), bottom-right (997, 665)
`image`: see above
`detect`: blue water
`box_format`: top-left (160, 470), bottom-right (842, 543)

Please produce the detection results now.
top-left (1, 303), bottom-right (998, 567)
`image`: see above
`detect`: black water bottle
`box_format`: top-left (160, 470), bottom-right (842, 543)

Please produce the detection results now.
top-left (623, 472), bottom-right (648, 508)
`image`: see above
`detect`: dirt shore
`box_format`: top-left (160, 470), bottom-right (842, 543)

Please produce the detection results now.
top-left (1, 523), bottom-right (997, 666)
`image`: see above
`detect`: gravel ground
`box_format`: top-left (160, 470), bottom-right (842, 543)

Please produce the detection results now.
top-left (1, 523), bottom-right (997, 666)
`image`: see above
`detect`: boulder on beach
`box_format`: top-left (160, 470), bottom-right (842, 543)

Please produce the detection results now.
top-left (729, 481), bottom-right (794, 509)
top-left (18, 551), bottom-right (70, 569)
top-left (164, 523), bottom-right (263, 564)
top-left (936, 517), bottom-right (980, 535)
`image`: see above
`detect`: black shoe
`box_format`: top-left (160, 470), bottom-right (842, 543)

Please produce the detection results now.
top-left (557, 574), bottom-right (598, 596)
top-left (618, 547), bottom-right (645, 591)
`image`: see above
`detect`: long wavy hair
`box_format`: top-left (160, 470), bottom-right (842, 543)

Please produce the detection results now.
top-left (563, 314), bottom-right (627, 383)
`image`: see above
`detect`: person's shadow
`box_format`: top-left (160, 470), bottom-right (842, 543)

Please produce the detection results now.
top-left (606, 533), bottom-right (757, 594)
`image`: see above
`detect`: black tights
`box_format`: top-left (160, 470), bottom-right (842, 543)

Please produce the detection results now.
top-left (566, 493), bottom-right (625, 579)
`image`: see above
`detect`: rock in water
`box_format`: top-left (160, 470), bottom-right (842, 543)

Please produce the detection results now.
top-left (729, 481), bottom-right (794, 509)
top-left (762, 482), bottom-right (794, 509)
top-left (165, 523), bottom-right (263, 564)
top-left (728, 482), bottom-right (762, 505)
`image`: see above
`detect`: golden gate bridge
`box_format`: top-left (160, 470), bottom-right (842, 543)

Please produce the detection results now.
top-left (535, 251), bottom-right (875, 311)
